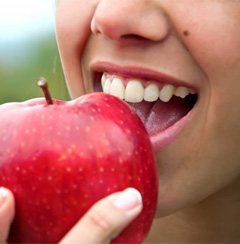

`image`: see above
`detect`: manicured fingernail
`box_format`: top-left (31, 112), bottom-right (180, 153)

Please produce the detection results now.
top-left (0, 187), bottom-right (8, 207)
top-left (112, 188), bottom-right (142, 211)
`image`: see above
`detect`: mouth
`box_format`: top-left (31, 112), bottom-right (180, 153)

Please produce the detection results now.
top-left (92, 63), bottom-right (198, 151)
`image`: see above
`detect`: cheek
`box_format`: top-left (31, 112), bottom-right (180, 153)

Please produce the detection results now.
top-left (170, 2), bottom-right (240, 79)
top-left (56, 0), bottom-right (97, 98)
top-left (81, 36), bottom-right (98, 93)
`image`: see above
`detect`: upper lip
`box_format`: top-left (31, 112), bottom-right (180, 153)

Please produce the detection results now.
top-left (90, 61), bottom-right (198, 91)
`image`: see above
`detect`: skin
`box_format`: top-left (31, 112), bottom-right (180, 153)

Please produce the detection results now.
top-left (0, 187), bottom-right (142, 243)
top-left (0, 188), bottom-right (14, 242)
top-left (56, 0), bottom-right (240, 242)
top-left (2, 0), bottom-right (240, 242)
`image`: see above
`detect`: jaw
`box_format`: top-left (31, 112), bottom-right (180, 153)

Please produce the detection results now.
top-left (92, 69), bottom-right (206, 217)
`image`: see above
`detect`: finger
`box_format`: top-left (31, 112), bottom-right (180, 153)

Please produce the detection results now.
top-left (0, 187), bottom-right (15, 242)
top-left (60, 188), bottom-right (142, 244)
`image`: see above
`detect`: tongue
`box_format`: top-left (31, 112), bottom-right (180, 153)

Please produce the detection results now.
top-left (128, 96), bottom-right (193, 136)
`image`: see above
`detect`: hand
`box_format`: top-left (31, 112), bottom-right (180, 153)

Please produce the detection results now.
top-left (0, 187), bottom-right (142, 243)
top-left (60, 188), bottom-right (143, 244)
top-left (0, 187), bottom-right (15, 243)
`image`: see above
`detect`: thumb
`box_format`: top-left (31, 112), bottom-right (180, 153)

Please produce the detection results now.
top-left (0, 187), bottom-right (15, 242)
top-left (60, 188), bottom-right (143, 244)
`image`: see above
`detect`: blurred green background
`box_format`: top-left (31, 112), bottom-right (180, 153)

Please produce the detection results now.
top-left (0, 0), bottom-right (69, 104)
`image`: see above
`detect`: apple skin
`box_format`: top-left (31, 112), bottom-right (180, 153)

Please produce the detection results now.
top-left (0, 92), bottom-right (158, 243)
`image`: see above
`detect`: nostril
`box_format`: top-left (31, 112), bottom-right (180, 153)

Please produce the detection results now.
top-left (121, 34), bottom-right (146, 41)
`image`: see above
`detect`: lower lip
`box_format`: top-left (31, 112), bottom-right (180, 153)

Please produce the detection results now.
top-left (149, 102), bottom-right (197, 152)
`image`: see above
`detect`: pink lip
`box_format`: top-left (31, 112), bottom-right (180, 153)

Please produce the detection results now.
top-left (91, 61), bottom-right (198, 152)
top-left (91, 61), bottom-right (197, 91)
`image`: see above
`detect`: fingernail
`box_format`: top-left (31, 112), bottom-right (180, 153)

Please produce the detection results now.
top-left (112, 188), bottom-right (142, 211)
top-left (0, 187), bottom-right (8, 207)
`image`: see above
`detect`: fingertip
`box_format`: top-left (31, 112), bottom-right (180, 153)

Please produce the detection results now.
top-left (112, 188), bottom-right (142, 212)
top-left (0, 187), bottom-right (15, 242)
top-left (0, 187), bottom-right (15, 219)
top-left (60, 188), bottom-right (143, 244)
top-left (0, 187), bottom-right (8, 206)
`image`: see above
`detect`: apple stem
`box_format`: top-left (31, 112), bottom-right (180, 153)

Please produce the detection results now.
top-left (37, 78), bottom-right (54, 105)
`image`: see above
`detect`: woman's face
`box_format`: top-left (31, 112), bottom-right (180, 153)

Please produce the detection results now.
top-left (56, 0), bottom-right (240, 216)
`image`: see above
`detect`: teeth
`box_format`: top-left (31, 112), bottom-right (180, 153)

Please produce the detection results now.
top-left (159, 84), bottom-right (174, 102)
top-left (101, 73), bottom-right (107, 88)
top-left (102, 77), bottom-right (111, 93)
top-left (144, 83), bottom-right (159, 102)
top-left (190, 89), bottom-right (196, 94)
top-left (110, 77), bottom-right (125, 99)
top-left (100, 73), bottom-right (195, 103)
top-left (125, 80), bottom-right (144, 103)
top-left (174, 86), bottom-right (190, 98)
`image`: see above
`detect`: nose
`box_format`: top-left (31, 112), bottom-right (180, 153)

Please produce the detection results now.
top-left (91, 0), bottom-right (170, 42)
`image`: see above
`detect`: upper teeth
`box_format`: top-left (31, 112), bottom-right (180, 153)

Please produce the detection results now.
top-left (101, 72), bottom-right (196, 103)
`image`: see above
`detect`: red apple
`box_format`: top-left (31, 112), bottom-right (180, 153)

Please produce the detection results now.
top-left (0, 82), bottom-right (158, 243)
